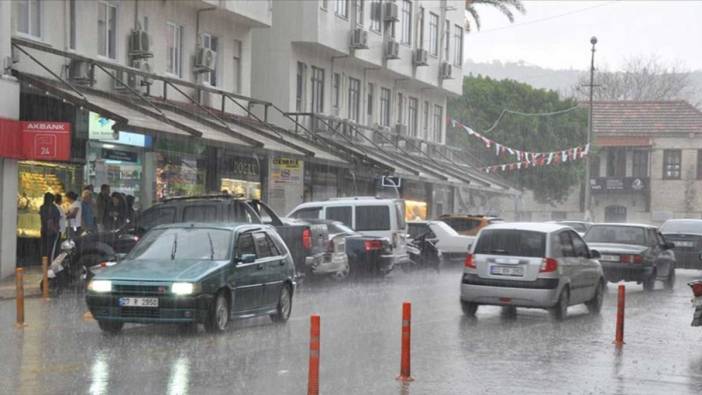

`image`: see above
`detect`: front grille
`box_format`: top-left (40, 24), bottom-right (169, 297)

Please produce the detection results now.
top-left (119, 307), bottom-right (160, 318)
top-left (113, 284), bottom-right (166, 296)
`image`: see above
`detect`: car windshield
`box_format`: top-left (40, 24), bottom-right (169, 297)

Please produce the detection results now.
top-left (585, 226), bottom-right (646, 245)
top-left (660, 220), bottom-right (702, 235)
top-left (474, 229), bottom-right (546, 258)
top-left (127, 227), bottom-right (232, 261)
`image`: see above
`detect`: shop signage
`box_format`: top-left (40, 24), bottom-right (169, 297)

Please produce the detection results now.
top-left (590, 177), bottom-right (648, 193)
top-left (102, 148), bottom-right (138, 162)
top-left (272, 157), bottom-right (302, 169)
top-left (20, 121), bottom-right (71, 161)
top-left (0, 117), bottom-right (22, 159)
top-left (113, 131), bottom-right (152, 148)
top-left (89, 112), bottom-right (116, 140)
top-left (381, 176), bottom-right (402, 188)
top-left (222, 155), bottom-right (260, 181)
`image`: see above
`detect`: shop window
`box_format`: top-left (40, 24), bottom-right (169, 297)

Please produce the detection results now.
top-left (136, 207), bottom-right (176, 232)
top-left (632, 150), bottom-right (648, 178)
top-left (663, 149), bottom-right (681, 180)
top-left (355, 206), bottom-right (390, 231)
top-left (326, 206), bottom-right (352, 227)
top-left (606, 149), bottom-right (626, 177)
top-left (183, 205), bottom-right (218, 222)
top-left (156, 150), bottom-right (207, 200)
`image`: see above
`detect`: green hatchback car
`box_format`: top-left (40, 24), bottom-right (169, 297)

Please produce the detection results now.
top-left (85, 223), bottom-right (297, 334)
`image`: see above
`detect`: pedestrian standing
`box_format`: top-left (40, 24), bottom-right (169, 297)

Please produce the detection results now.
top-left (54, 193), bottom-right (67, 237)
top-left (81, 189), bottom-right (96, 232)
top-left (125, 195), bottom-right (136, 224)
top-left (96, 184), bottom-right (110, 231)
top-left (39, 193), bottom-right (61, 262)
top-left (106, 192), bottom-right (127, 230)
top-left (65, 191), bottom-right (82, 237)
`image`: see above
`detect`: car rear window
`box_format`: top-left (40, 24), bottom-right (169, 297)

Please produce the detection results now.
top-left (183, 205), bottom-right (219, 222)
top-left (660, 220), bottom-right (702, 235)
top-left (585, 226), bottom-right (646, 245)
top-left (137, 207), bottom-right (176, 231)
top-left (355, 205), bottom-right (390, 231)
top-left (474, 229), bottom-right (546, 258)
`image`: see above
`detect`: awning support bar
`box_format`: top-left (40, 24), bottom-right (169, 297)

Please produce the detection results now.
top-left (11, 43), bottom-right (87, 101)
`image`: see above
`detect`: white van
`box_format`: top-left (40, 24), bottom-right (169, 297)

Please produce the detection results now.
top-left (287, 197), bottom-right (409, 265)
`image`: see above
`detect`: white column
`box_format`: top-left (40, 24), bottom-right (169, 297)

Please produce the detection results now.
top-left (0, 0), bottom-right (20, 279)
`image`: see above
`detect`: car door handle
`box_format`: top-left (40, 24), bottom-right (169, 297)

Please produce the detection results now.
top-left (278, 260), bottom-right (285, 266)
top-left (257, 264), bottom-right (264, 270)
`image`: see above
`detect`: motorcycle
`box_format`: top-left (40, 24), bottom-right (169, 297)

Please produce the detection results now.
top-left (40, 238), bottom-right (80, 293)
top-left (405, 232), bottom-right (442, 272)
top-left (688, 279), bottom-right (702, 326)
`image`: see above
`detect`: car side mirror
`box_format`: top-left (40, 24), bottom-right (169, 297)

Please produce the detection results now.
top-left (589, 249), bottom-right (601, 259)
top-left (236, 253), bottom-right (256, 264)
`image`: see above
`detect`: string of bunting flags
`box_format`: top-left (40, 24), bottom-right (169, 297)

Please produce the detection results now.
top-left (448, 118), bottom-right (590, 174)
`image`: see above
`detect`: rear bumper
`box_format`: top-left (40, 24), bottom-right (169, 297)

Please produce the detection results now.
top-left (460, 273), bottom-right (561, 308)
top-left (441, 252), bottom-right (468, 265)
top-left (86, 293), bottom-right (213, 324)
top-left (601, 263), bottom-right (654, 282)
top-left (306, 252), bottom-right (348, 275)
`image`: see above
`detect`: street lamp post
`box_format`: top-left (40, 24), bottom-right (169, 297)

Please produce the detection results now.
top-left (583, 36), bottom-right (597, 221)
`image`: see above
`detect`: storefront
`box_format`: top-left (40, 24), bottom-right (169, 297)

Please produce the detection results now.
top-left (155, 135), bottom-right (209, 201)
top-left (218, 152), bottom-right (262, 200)
top-left (304, 163), bottom-right (340, 202)
top-left (400, 179), bottom-right (431, 221)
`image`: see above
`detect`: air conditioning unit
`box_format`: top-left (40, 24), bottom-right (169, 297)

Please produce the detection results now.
top-left (350, 28), bottom-right (369, 49)
top-left (439, 62), bottom-right (453, 80)
top-left (113, 60), bottom-right (151, 91)
top-left (395, 124), bottom-right (408, 135)
top-left (68, 59), bottom-right (92, 84)
top-left (129, 29), bottom-right (152, 58)
top-left (384, 2), bottom-right (399, 22)
top-left (413, 48), bottom-right (428, 66)
top-left (194, 47), bottom-right (217, 72)
top-left (385, 40), bottom-right (400, 60)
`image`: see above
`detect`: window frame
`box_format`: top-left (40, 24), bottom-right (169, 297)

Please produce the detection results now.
top-left (401, 0), bottom-right (412, 46)
top-left (444, 18), bottom-right (450, 62)
top-left (15, 0), bottom-right (43, 39)
top-left (201, 33), bottom-right (219, 86)
top-left (97, 0), bottom-right (117, 59)
top-left (432, 104), bottom-right (443, 143)
top-left (332, 72), bottom-right (341, 110)
top-left (396, 92), bottom-right (404, 125)
top-left (348, 77), bottom-right (361, 122)
top-left (296, 61), bottom-right (307, 112)
top-left (423, 100), bottom-right (430, 140)
top-left (453, 24), bottom-right (463, 66)
top-left (354, 0), bottom-right (365, 26)
top-left (697, 150), bottom-right (702, 180)
top-left (166, 22), bottom-right (184, 78)
top-left (336, 0), bottom-right (349, 18)
top-left (428, 12), bottom-right (439, 57)
top-left (416, 6), bottom-right (425, 49)
top-left (408, 97), bottom-right (418, 138)
top-left (367, 82), bottom-right (375, 125)
top-left (68, 0), bottom-right (76, 49)
top-left (380, 87), bottom-right (391, 127)
top-left (369, 0), bottom-right (381, 32)
top-left (632, 150), bottom-right (649, 178)
top-left (662, 149), bottom-right (682, 180)
top-left (311, 66), bottom-right (325, 114)
top-left (232, 39), bottom-right (242, 94)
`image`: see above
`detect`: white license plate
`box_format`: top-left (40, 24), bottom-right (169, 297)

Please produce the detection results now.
top-left (675, 241), bottom-right (694, 248)
top-left (600, 255), bottom-right (620, 262)
top-left (490, 265), bottom-right (524, 277)
top-left (118, 297), bottom-right (159, 308)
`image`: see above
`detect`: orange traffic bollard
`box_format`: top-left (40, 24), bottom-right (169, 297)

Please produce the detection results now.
top-left (16, 268), bottom-right (25, 328)
top-left (42, 256), bottom-right (49, 300)
top-left (614, 284), bottom-right (625, 347)
top-left (397, 302), bottom-right (414, 382)
top-left (308, 314), bottom-right (320, 395)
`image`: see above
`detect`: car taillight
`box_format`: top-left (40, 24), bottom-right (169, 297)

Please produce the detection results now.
top-left (302, 228), bottom-right (312, 250)
top-left (326, 240), bottom-right (335, 253)
top-left (464, 254), bottom-right (475, 269)
top-left (540, 257), bottom-right (558, 273)
top-left (689, 281), bottom-right (702, 297)
top-left (620, 255), bottom-right (643, 264)
top-left (364, 240), bottom-right (383, 251)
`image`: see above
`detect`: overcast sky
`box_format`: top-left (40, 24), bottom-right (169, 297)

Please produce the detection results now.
top-left (465, 0), bottom-right (702, 72)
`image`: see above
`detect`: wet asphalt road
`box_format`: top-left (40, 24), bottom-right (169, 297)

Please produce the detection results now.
top-left (2, 267), bottom-right (702, 394)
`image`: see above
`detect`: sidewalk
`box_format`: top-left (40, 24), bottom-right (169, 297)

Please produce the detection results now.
top-left (0, 266), bottom-right (43, 300)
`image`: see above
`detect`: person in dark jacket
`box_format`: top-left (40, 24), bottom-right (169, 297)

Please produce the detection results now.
top-left (105, 192), bottom-right (127, 230)
top-left (125, 195), bottom-right (136, 224)
top-left (39, 192), bottom-right (61, 262)
top-left (96, 184), bottom-right (111, 231)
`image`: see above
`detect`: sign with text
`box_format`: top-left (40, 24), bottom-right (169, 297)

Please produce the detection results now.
top-left (89, 112), bottom-right (116, 140)
top-left (20, 121), bottom-right (71, 161)
top-left (590, 177), bottom-right (648, 193)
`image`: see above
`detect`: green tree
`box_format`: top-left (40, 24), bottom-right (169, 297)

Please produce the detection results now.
top-left (448, 75), bottom-right (588, 204)
top-left (465, 0), bottom-right (526, 32)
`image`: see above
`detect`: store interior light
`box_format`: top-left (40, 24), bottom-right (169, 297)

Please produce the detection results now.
top-left (102, 144), bottom-right (116, 149)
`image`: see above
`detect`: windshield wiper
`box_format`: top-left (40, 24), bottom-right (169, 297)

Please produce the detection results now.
top-left (207, 232), bottom-right (215, 260)
top-left (171, 234), bottom-right (178, 260)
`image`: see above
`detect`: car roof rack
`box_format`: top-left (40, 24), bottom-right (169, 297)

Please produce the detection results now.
top-left (161, 193), bottom-right (246, 202)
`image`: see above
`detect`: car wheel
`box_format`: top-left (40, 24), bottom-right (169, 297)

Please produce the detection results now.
top-left (270, 285), bottom-right (293, 323)
top-left (550, 288), bottom-right (569, 321)
top-left (461, 300), bottom-right (478, 317)
top-left (97, 320), bottom-right (124, 334)
top-left (205, 291), bottom-right (230, 333)
top-left (643, 272), bottom-right (656, 291)
top-left (586, 281), bottom-right (604, 314)
top-left (664, 268), bottom-right (676, 290)
top-left (332, 260), bottom-right (351, 281)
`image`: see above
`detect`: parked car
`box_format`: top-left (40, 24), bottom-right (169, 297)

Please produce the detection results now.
top-left (86, 223), bottom-right (296, 333)
top-left (439, 214), bottom-right (503, 236)
top-left (660, 219), bottom-right (702, 269)
top-left (287, 197), bottom-right (408, 267)
top-left (408, 220), bottom-right (474, 265)
top-left (303, 219), bottom-right (394, 279)
top-left (555, 221), bottom-right (592, 237)
top-left (461, 223), bottom-right (605, 320)
top-left (70, 195), bottom-right (327, 276)
top-left (584, 223), bottom-right (676, 291)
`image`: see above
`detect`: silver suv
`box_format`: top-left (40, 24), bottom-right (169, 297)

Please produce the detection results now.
top-left (460, 223), bottom-right (605, 320)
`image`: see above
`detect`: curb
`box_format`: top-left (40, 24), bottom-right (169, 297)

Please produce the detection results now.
top-left (0, 287), bottom-right (41, 301)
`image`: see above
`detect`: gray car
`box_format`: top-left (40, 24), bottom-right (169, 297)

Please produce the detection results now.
top-left (460, 223), bottom-right (605, 320)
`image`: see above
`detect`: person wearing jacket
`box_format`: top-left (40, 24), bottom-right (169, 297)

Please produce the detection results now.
top-left (39, 193), bottom-right (61, 262)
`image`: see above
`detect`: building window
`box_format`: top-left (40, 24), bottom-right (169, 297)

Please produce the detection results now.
top-left (336, 0), bottom-right (348, 18)
top-left (311, 66), bottom-right (325, 113)
top-left (232, 39), bottom-right (242, 93)
top-left (453, 25), bottom-right (463, 65)
top-left (348, 77), bottom-right (361, 122)
top-left (590, 154), bottom-right (600, 178)
top-left (698, 150), bottom-right (702, 179)
top-left (416, 7), bottom-right (424, 49)
top-left (367, 82), bottom-right (374, 125)
top-left (354, 0), bottom-right (364, 26)
top-left (632, 150), bottom-right (648, 178)
top-left (408, 97), bottom-right (418, 138)
top-left (380, 87), bottom-right (391, 127)
top-left (428, 13), bottom-right (438, 56)
top-left (396, 93), bottom-right (404, 124)
top-left (606, 149), bottom-right (626, 177)
top-left (423, 100), bottom-right (429, 139)
top-left (321, 0), bottom-right (328, 10)
top-left (663, 149), bottom-right (682, 179)
top-left (433, 104), bottom-right (443, 142)
top-left (16, 0), bottom-right (43, 38)
top-left (98, 1), bottom-right (117, 59)
top-left (370, 0), bottom-right (381, 32)
top-left (444, 19), bottom-right (450, 61)
top-left (401, 0), bottom-right (412, 45)
top-left (166, 22), bottom-right (183, 77)
top-left (296, 62), bottom-right (307, 112)
top-left (201, 33), bottom-right (219, 86)
top-left (332, 73), bottom-right (341, 110)
top-left (69, 0), bottom-right (76, 49)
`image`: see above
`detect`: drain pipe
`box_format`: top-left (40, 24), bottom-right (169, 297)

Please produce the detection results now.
top-left (196, 6), bottom-right (218, 44)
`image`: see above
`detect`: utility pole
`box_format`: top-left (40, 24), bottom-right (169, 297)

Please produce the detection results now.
top-left (583, 36), bottom-right (597, 221)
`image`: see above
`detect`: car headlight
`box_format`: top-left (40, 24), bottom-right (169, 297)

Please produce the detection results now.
top-left (88, 280), bottom-right (112, 293)
top-left (61, 240), bottom-right (75, 251)
top-left (171, 282), bottom-right (195, 295)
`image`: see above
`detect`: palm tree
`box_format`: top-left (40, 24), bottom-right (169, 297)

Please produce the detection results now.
top-left (465, 0), bottom-right (526, 32)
